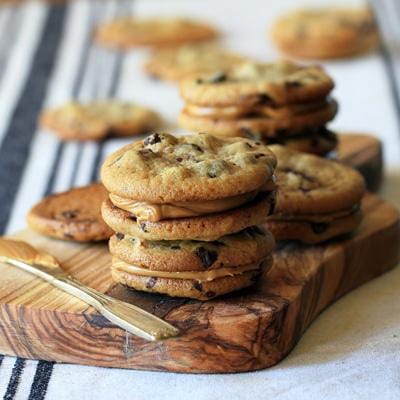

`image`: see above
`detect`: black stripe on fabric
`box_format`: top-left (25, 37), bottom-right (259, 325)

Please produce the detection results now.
top-left (0, 6), bottom-right (67, 234)
top-left (44, 2), bottom-right (99, 196)
top-left (3, 358), bottom-right (26, 400)
top-left (27, 361), bottom-right (55, 400)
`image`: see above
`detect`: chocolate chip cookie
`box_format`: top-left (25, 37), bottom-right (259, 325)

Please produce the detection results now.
top-left (95, 17), bottom-right (218, 49)
top-left (111, 255), bottom-right (272, 301)
top-left (40, 101), bottom-right (161, 141)
top-left (144, 43), bottom-right (246, 81)
top-left (27, 183), bottom-right (113, 242)
top-left (179, 61), bottom-right (334, 107)
top-left (272, 7), bottom-right (379, 59)
top-left (101, 132), bottom-right (276, 202)
top-left (109, 226), bottom-right (274, 272)
top-left (265, 145), bottom-right (365, 243)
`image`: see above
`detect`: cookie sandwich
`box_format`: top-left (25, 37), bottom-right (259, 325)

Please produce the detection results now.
top-left (265, 145), bottom-right (365, 244)
top-left (101, 132), bottom-right (277, 300)
top-left (179, 60), bottom-right (338, 156)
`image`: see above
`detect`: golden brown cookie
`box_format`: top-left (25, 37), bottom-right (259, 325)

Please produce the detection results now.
top-left (111, 256), bottom-right (272, 300)
top-left (109, 226), bottom-right (275, 271)
top-left (272, 8), bottom-right (379, 59)
top-left (101, 132), bottom-right (276, 202)
top-left (179, 98), bottom-right (337, 137)
top-left (260, 128), bottom-right (338, 156)
top-left (266, 207), bottom-right (362, 244)
top-left (102, 193), bottom-right (275, 241)
top-left (95, 17), bottom-right (218, 49)
top-left (179, 61), bottom-right (334, 107)
top-left (40, 101), bottom-right (160, 141)
top-left (27, 183), bottom-right (113, 242)
top-left (264, 145), bottom-right (365, 243)
top-left (144, 43), bottom-right (246, 81)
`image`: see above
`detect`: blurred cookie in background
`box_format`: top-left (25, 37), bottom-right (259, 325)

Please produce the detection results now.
top-left (144, 43), bottom-right (246, 81)
top-left (95, 17), bottom-right (218, 49)
top-left (40, 101), bottom-right (161, 141)
top-left (271, 7), bottom-right (379, 59)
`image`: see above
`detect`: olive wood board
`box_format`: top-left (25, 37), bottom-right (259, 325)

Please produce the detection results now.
top-left (337, 132), bottom-right (383, 192)
top-left (0, 193), bottom-right (398, 373)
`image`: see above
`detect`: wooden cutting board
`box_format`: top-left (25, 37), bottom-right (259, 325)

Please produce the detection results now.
top-left (0, 193), bottom-right (398, 373)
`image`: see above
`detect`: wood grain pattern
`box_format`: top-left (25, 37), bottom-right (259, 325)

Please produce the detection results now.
top-left (337, 133), bottom-right (383, 192)
top-left (0, 193), bottom-right (398, 373)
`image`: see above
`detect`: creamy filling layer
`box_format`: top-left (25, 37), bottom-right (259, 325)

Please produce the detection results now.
top-left (109, 180), bottom-right (276, 222)
top-left (112, 257), bottom-right (270, 282)
top-left (184, 100), bottom-right (329, 119)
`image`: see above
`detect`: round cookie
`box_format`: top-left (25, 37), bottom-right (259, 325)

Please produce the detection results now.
top-left (179, 98), bottom-right (337, 137)
top-left (102, 193), bottom-right (275, 241)
top-left (109, 226), bottom-right (275, 271)
top-left (266, 208), bottom-right (362, 244)
top-left (144, 43), bottom-right (246, 81)
top-left (111, 256), bottom-right (272, 300)
top-left (272, 8), bottom-right (378, 59)
top-left (101, 132), bottom-right (276, 202)
top-left (262, 128), bottom-right (338, 156)
top-left (27, 183), bottom-right (113, 242)
top-left (269, 145), bottom-right (365, 215)
top-left (95, 17), bottom-right (218, 49)
top-left (179, 61), bottom-right (334, 107)
top-left (40, 101), bottom-right (161, 142)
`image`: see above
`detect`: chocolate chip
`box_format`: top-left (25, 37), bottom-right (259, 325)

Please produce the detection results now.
top-left (246, 226), bottom-right (265, 237)
top-left (193, 281), bottom-right (203, 292)
top-left (62, 210), bottom-right (78, 219)
top-left (116, 233), bottom-right (125, 240)
top-left (269, 194), bottom-right (276, 215)
top-left (170, 244), bottom-right (181, 250)
top-left (64, 233), bottom-right (74, 239)
top-left (201, 71), bottom-right (227, 84)
top-left (195, 247), bottom-right (218, 268)
top-left (176, 157), bottom-right (183, 162)
top-left (285, 80), bottom-right (302, 88)
top-left (144, 133), bottom-right (161, 146)
top-left (146, 277), bottom-right (157, 289)
top-left (254, 153), bottom-right (266, 159)
top-left (257, 93), bottom-right (272, 104)
top-left (205, 291), bottom-right (216, 298)
top-left (191, 144), bottom-right (203, 152)
top-left (311, 222), bottom-right (329, 234)
top-left (140, 222), bottom-right (148, 232)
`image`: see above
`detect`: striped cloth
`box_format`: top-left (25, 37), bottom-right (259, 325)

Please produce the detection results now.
top-left (0, 0), bottom-right (398, 399)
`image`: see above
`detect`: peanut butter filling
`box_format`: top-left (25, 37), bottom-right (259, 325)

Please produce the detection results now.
top-left (112, 257), bottom-right (271, 282)
top-left (109, 180), bottom-right (275, 222)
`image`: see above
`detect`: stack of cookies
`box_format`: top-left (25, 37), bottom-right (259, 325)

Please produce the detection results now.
top-left (101, 132), bottom-right (277, 300)
top-left (179, 60), bottom-right (338, 156)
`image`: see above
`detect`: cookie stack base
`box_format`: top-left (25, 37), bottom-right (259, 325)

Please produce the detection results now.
top-left (111, 256), bottom-right (273, 300)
